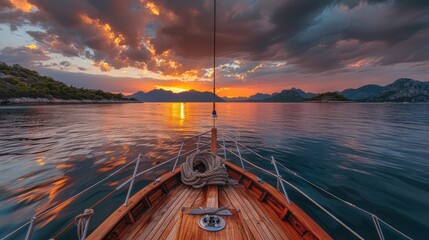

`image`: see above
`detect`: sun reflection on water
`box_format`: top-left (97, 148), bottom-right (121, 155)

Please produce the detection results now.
top-left (171, 102), bottom-right (186, 126)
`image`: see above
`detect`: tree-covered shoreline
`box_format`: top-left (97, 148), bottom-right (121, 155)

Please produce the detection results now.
top-left (0, 62), bottom-right (136, 104)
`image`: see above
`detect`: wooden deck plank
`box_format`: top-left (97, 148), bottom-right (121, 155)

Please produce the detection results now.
top-left (235, 185), bottom-right (291, 240)
top-left (227, 185), bottom-right (281, 240)
top-left (160, 189), bottom-right (203, 239)
top-left (87, 169), bottom-right (181, 240)
top-left (222, 186), bottom-right (268, 240)
top-left (136, 186), bottom-right (193, 240)
top-left (259, 198), bottom-right (305, 240)
top-left (153, 187), bottom-right (202, 240)
top-left (164, 211), bottom-right (182, 240)
top-left (123, 185), bottom-right (186, 240)
top-left (124, 185), bottom-right (188, 240)
top-left (218, 187), bottom-right (257, 240)
top-left (191, 188), bottom-right (206, 207)
top-left (218, 186), bottom-right (230, 207)
top-left (206, 185), bottom-right (218, 208)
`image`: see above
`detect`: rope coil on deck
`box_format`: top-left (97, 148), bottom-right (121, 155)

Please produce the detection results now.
top-left (181, 150), bottom-right (229, 188)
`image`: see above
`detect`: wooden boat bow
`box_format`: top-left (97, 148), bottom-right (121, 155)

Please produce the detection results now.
top-left (87, 153), bottom-right (332, 240)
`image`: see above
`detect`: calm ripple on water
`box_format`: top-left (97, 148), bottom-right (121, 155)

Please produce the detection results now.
top-left (0, 103), bottom-right (428, 239)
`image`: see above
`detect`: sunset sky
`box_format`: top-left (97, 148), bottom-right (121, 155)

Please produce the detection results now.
top-left (0, 0), bottom-right (428, 97)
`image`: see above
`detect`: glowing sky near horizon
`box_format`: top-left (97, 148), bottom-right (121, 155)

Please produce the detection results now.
top-left (0, 0), bottom-right (428, 97)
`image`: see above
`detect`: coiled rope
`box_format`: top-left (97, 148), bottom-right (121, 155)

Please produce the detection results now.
top-left (181, 150), bottom-right (229, 188)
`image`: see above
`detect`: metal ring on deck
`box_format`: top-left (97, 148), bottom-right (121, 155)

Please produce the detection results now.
top-left (198, 215), bottom-right (226, 232)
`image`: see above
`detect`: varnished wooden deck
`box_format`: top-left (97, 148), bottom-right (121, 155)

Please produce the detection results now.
top-left (120, 184), bottom-right (292, 240)
top-left (88, 160), bottom-right (332, 240)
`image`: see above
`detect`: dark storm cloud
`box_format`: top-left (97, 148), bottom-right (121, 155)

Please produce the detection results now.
top-left (260, 0), bottom-right (429, 71)
top-left (155, 0), bottom-right (269, 58)
top-left (1, 0), bottom-right (428, 74)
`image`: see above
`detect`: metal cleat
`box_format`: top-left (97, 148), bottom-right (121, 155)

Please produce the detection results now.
top-left (189, 206), bottom-right (232, 216)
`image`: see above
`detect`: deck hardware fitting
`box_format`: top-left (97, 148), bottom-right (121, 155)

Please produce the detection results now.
top-left (198, 215), bottom-right (226, 232)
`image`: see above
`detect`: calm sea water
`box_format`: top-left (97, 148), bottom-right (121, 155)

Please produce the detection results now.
top-left (0, 103), bottom-right (428, 239)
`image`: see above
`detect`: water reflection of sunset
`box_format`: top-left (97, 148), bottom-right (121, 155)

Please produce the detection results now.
top-left (37, 198), bottom-right (74, 228)
top-left (97, 156), bottom-right (127, 173)
top-left (12, 175), bottom-right (71, 227)
top-left (36, 155), bottom-right (46, 166)
top-left (171, 102), bottom-right (186, 126)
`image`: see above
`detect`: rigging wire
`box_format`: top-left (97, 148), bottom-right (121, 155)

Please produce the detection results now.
top-left (212, 0), bottom-right (217, 119)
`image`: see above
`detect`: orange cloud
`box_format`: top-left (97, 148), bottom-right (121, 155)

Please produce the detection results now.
top-left (348, 58), bottom-right (376, 68)
top-left (25, 44), bottom-right (38, 50)
top-left (79, 14), bottom-right (126, 50)
top-left (144, 40), bottom-right (156, 55)
top-left (80, 14), bottom-right (93, 25)
top-left (145, 2), bottom-right (160, 15)
top-left (179, 70), bottom-right (198, 79)
top-left (10, 0), bottom-right (36, 12)
top-left (93, 61), bottom-right (112, 72)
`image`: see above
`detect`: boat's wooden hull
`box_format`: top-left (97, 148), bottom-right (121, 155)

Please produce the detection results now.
top-left (88, 160), bottom-right (332, 240)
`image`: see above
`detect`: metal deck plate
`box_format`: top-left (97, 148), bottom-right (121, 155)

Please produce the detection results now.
top-left (198, 215), bottom-right (226, 232)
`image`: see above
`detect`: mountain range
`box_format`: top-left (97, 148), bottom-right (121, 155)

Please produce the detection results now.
top-left (366, 78), bottom-right (429, 102)
top-left (341, 85), bottom-right (383, 101)
top-left (127, 78), bottom-right (428, 102)
top-left (220, 78), bottom-right (428, 102)
top-left (127, 89), bottom-right (225, 102)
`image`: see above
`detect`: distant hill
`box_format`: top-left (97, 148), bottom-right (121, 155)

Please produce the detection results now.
top-left (307, 92), bottom-right (349, 102)
top-left (248, 93), bottom-right (274, 101)
top-left (223, 88), bottom-right (316, 102)
top-left (290, 87), bottom-right (318, 99)
top-left (341, 85), bottom-right (383, 101)
top-left (339, 78), bottom-right (429, 102)
top-left (368, 78), bottom-right (429, 102)
top-left (128, 89), bottom-right (225, 102)
top-left (223, 96), bottom-right (248, 102)
top-left (0, 62), bottom-right (133, 104)
top-left (262, 90), bottom-right (305, 102)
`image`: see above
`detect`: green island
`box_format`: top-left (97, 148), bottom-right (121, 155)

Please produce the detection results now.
top-left (0, 62), bottom-right (137, 104)
top-left (306, 92), bottom-right (350, 102)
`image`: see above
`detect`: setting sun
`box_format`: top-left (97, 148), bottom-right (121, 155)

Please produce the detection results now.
top-left (155, 86), bottom-right (188, 93)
